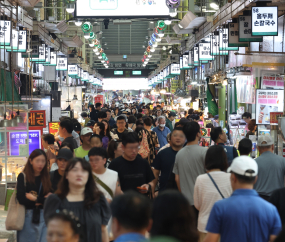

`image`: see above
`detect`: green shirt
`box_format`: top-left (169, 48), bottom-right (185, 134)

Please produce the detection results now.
top-left (74, 146), bottom-right (90, 158)
top-left (166, 118), bottom-right (173, 131)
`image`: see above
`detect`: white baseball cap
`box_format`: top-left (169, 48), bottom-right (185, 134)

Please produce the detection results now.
top-left (80, 127), bottom-right (93, 136)
top-left (257, 135), bottom-right (274, 147)
top-left (227, 156), bottom-right (258, 177)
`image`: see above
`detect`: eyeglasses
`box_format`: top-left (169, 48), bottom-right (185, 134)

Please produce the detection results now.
top-left (125, 146), bottom-right (140, 151)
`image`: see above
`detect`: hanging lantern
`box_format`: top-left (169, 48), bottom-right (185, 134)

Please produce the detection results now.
top-left (106, 61), bottom-right (109, 64)
top-left (144, 51), bottom-right (148, 56)
top-left (94, 39), bottom-right (99, 45)
top-left (151, 33), bottom-right (157, 42)
top-left (148, 40), bottom-right (153, 46)
top-left (100, 48), bottom-right (104, 53)
top-left (89, 32), bottom-right (96, 39)
top-left (147, 46), bottom-right (151, 52)
top-left (142, 58), bottom-right (145, 63)
top-left (154, 27), bottom-right (159, 34)
top-left (81, 22), bottom-right (92, 33)
top-left (105, 57), bottom-right (108, 61)
top-left (144, 55), bottom-right (147, 59)
top-left (166, 0), bottom-right (180, 9)
top-left (102, 53), bottom-right (107, 59)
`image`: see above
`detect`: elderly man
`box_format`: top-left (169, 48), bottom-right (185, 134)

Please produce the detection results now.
top-left (254, 135), bottom-right (285, 201)
top-left (153, 116), bottom-right (171, 148)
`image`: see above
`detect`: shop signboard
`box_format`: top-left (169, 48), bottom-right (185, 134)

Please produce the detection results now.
top-left (6, 30), bottom-right (27, 52)
top-left (0, 21), bottom-right (11, 46)
top-left (219, 28), bottom-right (239, 51)
top-left (44, 47), bottom-right (51, 64)
top-left (171, 80), bottom-right (181, 93)
top-left (165, 65), bottom-right (170, 78)
top-left (76, 0), bottom-right (169, 18)
top-left (1, 29), bottom-right (17, 50)
top-left (44, 51), bottom-right (57, 66)
top-left (188, 50), bottom-right (194, 67)
top-left (48, 122), bottom-right (60, 136)
top-left (95, 95), bottom-right (104, 105)
top-left (82, 71), bottom-right (89, 81)
top-left (194, 46), bottom-right (199, 65)
top-left (183, 55), bottom-right (190, 69)
top-left (28, 110), bottom-right (46, 127)
top-left (236, 75), bottom-right (255, 104)
top-left (210, 33), bottom-right (228, 55)
top-left (270, 112), bottom-right (283, 124)
top-left (170, 63), bottom-right (180, 76)
top-left (199, 42), bottom-right (214, 61)
top-left (261, 74), bottom-right (284, 89)
top-left (239, 15), bottom-right (263, 42)
top-left (252, 6), bottom-right (278, 36)
top-left (228, 21), bottom-right (249, 47)
top-left (30, 44), bottom-right (45, 62)
top-left (68, 65), bottom-right (78, 77)
top-left (256, 89), bottom-right (284, 124)
top-left (56, 57), bottom-right (68, 71)
top-left (9, 130), bottom-right (41, 156)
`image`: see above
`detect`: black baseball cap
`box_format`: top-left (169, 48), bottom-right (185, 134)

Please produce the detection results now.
top-left (168, 112), bottom-right (176, 117)
top-left (86, 120), bottom-right (95, 126)
top-left (57, 149), bottom-right (73, 161)
top-left (73, 122), bottom-right (82, 132)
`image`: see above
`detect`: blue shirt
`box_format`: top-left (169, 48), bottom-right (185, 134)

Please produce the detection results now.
top-left (114, 233), bottom-right (147, 242)
top-left (206, 189), bottom-right (282, 242)
top-left (153, 126), bottom-right (171, 147)
top-left (109, 118), bottom-right (116, 128)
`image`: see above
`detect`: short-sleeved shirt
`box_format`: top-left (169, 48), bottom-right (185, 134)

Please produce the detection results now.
top-left (108, 155), bottom-right (155, 192)
top-left (254, 151), bottom-right (285, 196)
top-left (173, 144), bottom-right (207, 205)
top-left (206, 189), bottom-right (282, 242)
top-left (110, 128), bottom-right (132, 140)
top-left (74, 146), bottom-right (90, 158)
top-left (63, 136), bottom-right (78, 149)
top-left (152, 147), bottom-right (178, 191)
top-left (153, 126), bottom-right (171, 147)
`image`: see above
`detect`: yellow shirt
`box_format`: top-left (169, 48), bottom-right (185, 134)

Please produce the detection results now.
top-left (74, 146), bottom-right (90, 158)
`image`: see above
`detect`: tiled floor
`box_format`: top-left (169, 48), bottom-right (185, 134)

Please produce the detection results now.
top-left (0, 206), bottom-right (16, 242)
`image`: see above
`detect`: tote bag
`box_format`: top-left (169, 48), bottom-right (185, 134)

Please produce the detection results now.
top-left (5, 172), bottom-right (26, 230)
top-left (138, 130), bottom-right (150, 159)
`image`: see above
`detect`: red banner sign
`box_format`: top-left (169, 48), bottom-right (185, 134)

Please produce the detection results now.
top-left (29, 110), bottom-right (46, 127)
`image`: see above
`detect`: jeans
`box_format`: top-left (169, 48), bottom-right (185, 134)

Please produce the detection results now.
top-left (17, 209), bottom-right (47, 242)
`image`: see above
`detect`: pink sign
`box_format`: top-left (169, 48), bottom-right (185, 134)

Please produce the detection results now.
top-left (261, 75), bottom-right (284, 89)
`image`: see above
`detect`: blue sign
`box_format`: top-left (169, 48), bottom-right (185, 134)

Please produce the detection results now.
top-left (10, 131), bottom-right (41, 156)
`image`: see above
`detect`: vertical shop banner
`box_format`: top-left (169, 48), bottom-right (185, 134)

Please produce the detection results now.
top-left (199, 42), bottom-right (214, 61)
top-left (180, 56), bottom-right (183, 70)
top-left (239, 15), bottom-right (263, 42)
top-left (95, 95), bottom-right (104, 105)
top-left (1, 29), bottom-right (17, 50)
top-left (9, 130), bottom-right (41, 156)
top-left (183, 55), bottom-right (190, 69)
top-left (256, 89), bottom-right (284, 124)
top-left (45, 47), bottom-right (51, 64)
top-left (68, 65), bottom-right (78, 77)
top-left (261, 74), bottom-right (284, 89)
top-left (48, 122), bottom-right (60, 135)
top-left (194, 46), bottom-right (199, 65)
top-left (0, 21), bottom-right (11, 46)
top-left (31, 44), bottom-right (45, 62)
top-left (56, 57), bottom-right (68, 71)
top-left (219, 28), bottom-right (239, 51)
top-left (252, 6), bottom-right (278, 36)
top-left (210, 33), bottom-right (228, 55)
top-left (171, 80), bottom-right (181, 93)
top-left (6, 30), bottom-right (27, 52)
top-left (188, 50), bottom-right (194, 67)
top-left (44, 51), bottom-right (57, 66)
top-left (170, 63), bottom-right (180, 76)
top-left (236, 76), bottom-right (256, 104)
top-left (228, 21), bottom-right (249, 47)
top-left (165, 65), bottom-right (170, 78)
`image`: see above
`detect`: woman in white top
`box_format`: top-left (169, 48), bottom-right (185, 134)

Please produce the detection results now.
top-left (88, 147), bottom-right (123, 241)
top-left (194, 145), bottom-right (233, 242)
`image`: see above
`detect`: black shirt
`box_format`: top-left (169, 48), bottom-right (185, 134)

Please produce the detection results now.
top-left (108, 155), bottom-right (155, 192)
top-left (16, 173), bottom-right (46, 209)
top-left (152, 147), bottom-right (178, 191)
top-left (63, 136), bottom-right (78, 149)
top-left (110, 128), bottom-right (130, 140)
top-left (50, 170), bottom-right (62, 192)
top-left (269, 187), bottom-right (285, 225)
top-left (90, 110), bottom-right (99, 122)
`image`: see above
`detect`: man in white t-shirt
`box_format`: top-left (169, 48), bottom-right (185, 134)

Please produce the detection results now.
top-left (88, 147), bottom-right (123, 202)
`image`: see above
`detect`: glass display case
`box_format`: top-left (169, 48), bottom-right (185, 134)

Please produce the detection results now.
top-left (0, 104), bottom-right (29, 192)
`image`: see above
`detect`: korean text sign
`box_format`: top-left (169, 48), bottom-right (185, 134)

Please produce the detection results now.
top-left (29, 110), bottom-right (46, 127)
top-left (261, 75), bottom-right (284, 89)
top-left (256, 89), bottom-right (284, 124)
top-left (48, 122), bottom-right (60, 136)
top-left (252, 6), bottom-right (278, 36)
top-left (10, 131), bottom-right (41, 156)
top-left (239, 16), bottom-right (263, 42)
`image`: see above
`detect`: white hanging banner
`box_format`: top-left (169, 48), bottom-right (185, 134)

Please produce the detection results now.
top-left (210, 33), bottom-right (228, 55)
top-left (68, 65), bottom-right (78, 77)
top-left (44, 51), bottom-right (57, 66)
top-left (0, 21), bottom-right (11, 46)
top-left (252, 6), bottom-right (278, 36)
top-left (56, 57), bottom-right (68, 71)
top-left (194, 46), bottom-right (200, 65)
top-left (31, 44), bottom-right (45, 62)
top-left (219, 28), bottom-right (238, 51)
top-left (239, 15), bottom-right (263, 42)
top-left (228, 22), bottom-right (249, 47)
top-left (199, 42), bottom-right (214, 61)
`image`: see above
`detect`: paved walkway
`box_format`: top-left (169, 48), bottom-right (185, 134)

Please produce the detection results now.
top-left (0, 206), bottom-right (16, 242)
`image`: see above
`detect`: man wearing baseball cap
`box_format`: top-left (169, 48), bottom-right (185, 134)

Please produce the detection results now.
top-left (166, 112), bottom-right (176, 132)
top-left (50, 148), bottom-right (73, 191)
top-left (204, 156), bottom-right (282, 242)
top-left (254, 135), bottom-right (285, 201)
top-left (74, 127), bottom-right (93, 158)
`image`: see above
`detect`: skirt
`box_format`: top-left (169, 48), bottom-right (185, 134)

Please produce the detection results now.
top-left (17, 209), bottom-right (47, 242)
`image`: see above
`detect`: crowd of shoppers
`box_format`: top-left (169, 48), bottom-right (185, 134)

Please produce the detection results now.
top-left (8, 100), bottom-right (285, 242)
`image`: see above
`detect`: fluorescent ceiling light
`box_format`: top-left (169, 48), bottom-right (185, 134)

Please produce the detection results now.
top-left (162, 46), bottom-right (166, 50)
top-left (210, 2), bottom-right (219, 10)
top-left (158, 32), bottom-right (164, 38)
top-left (178, 24), bottom-right (183, 28)
top-left (66, 3), bottom-right (75, 13)
top-left (153, 42), bottom-right (158, 47)
top-left (169, 8), bottom-right (177, 17)
top-left (98, 56), bottom-right (102, 59)
top-left (89, 43), bottom-right (94, 47)
top-left (150, 47), bottom-right (155, 52)
top-left (84, 33), bottom-right (90, 39)
top-left (75, 21), bottom-right (82, 26)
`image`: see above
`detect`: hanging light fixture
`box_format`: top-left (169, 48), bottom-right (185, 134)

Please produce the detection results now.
top-left (66, 3), bottom-right (75, 13)
top-left (148, 54), bottom-right (152, 58)
top-left (153, 42), bottom-right (158, 47)
top-left (156, 38), bottom-right (162, 42)
top-left (84, 32), bottom-right (90, 39)
top-left (98, 55), bottom-right (102, 59)
top-left (75, 20), bottom-right (82, 26)
top-left (89, 32), bottom-right (96, 39)
top-left (158, 30), bottom-right (164, 38)
top-left (150, 47), bottom-right (155, 52)
top-left (169, 8), bottom-right (178, 17)
top-left (89, 41), bottom-right (94, 47)
top-left (165, 20), bottom-right (172, 25)
top-left (81, 22), bottom-right (92, 33)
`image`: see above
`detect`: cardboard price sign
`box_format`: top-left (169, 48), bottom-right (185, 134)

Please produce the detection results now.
top-left (28, 110), bottom-right (46, 127)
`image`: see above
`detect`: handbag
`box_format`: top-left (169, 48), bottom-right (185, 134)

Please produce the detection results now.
top-left (5, 172), bottom-right (26, 230)
top-left (32, 183), bottom-right (42, 224)
top-left (207, 173), bottom-right (225, 199)
top-left (138, 130), bottom-right (150, 159)
top-left (93, 174), bottom-right (114, 198)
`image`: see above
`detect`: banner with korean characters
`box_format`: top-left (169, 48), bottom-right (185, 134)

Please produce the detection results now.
top-left (210, 33), bottom-right (228, 55)
top-left (261, 74), bottom-right (284, 89)
top-left (228, 20), bottom-right (249, 47)
top-left (252, 6), bottom-right (278, 36)
top-left (219, 28), bottom-right (239, 51)
top-left (56, 57), bottom-right (68, 71)
top-left (199, 42), bottom-right (214, 61)
top-left (256, 89), bottom-right (284, 124)
top-left (0, 21), bottom-right (11, 46)
top-left (239, 15), bottom-right (263, 42)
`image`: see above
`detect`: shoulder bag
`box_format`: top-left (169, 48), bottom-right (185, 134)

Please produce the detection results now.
top-left (207, 173), bottom-right (224, 199)
top-left (138, 130), bottom-right (150, 159)
top-left (5, 172), bottom-right (26, 230)
top-left (93, 174), bottom-right (114, 198)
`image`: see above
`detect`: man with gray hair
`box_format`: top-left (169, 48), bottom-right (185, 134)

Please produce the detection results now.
top-left (254, 135), bottom-right (285, 201)
top-left (153, 115), bottom-right (171, 148)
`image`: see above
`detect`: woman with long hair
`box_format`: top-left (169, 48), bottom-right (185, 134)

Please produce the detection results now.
top-left (44, 158), bottom-right (111, 242)
top-left (17, 149), bottom-right (52, 242)
top-left (101, 119), bottom-right (111, 140)
top-left (106, 139), bottom-right (123, 167)
top-left (95, 122), bottom-right (110, 149)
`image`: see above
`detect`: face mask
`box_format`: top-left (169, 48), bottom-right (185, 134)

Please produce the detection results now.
top-left (160, 124), bottom-right (165, 127)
